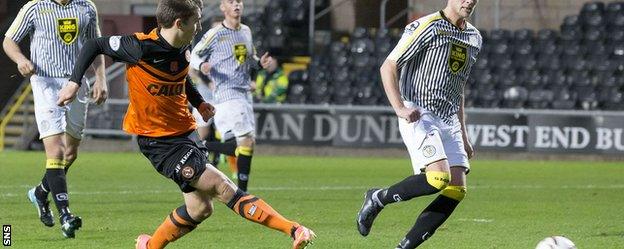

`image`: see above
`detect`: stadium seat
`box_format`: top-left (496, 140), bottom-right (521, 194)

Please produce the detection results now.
top-left (598, 86), bottom-right (624, 110)
top-left (332, 86), bottom-right (354, 105)
top-left (519, 69), bottom-right (541, 89)
top-left (551, 89), bottom-right (578, 109)
top-left (536, 29), bottom-right (558, 41)
top-left (537, 55), bottom-right (561, 71)
top-left (513, 29), bottom-right (535, 42)
top-left (353, 86), bottom-right (379, 105)
top-left (542, 70), bottom-right (568, 88)
top-left (502, 86), bottom-right (529, 108)
top-left (286, 83), bottom-right (308, 104)
top-left (489, 29), bottom-right (512, 43)
top-left (574, 85), bottom-right (598, 110)
top-left (581, 1), bottom-right (605, 14)
top-left (476, 87), bottom-right (501, 108)
top-left (352, 27), bottom-right (370, 39)
top-left (527, 89), bottom-right (554, 109)
top-left (288, 69), bottom-right (309, 84)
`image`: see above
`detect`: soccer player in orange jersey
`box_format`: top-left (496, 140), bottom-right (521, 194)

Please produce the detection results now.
top-left (57, 1), bottom-right (315, 248)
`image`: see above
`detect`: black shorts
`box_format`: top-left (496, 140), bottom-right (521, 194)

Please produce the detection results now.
top-left (137, 131), bottom-right (207, 193)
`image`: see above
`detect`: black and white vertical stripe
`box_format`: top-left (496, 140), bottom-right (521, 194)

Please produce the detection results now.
top-left (5, 0), bottom-right (100, 78)
top-left (388, 12), bottom-right (482, 124)
top-left (191, 24), bottom-right (256, 104)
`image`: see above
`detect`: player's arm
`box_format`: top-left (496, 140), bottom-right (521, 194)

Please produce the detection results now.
top-left (58, 36), bottom-right (142, 106)
top-left (3, 1), bottom-right (37, 77)
top-left (458, 93), bottom-right (474, 159)
top-left (190, 28), bottom-right (216, 75)
top-left (85, 2), bottom-right (108, 105)
top-left (186, 76), bottom-right (214, 122)
top-left (381, 21), bottom-right (435, 123)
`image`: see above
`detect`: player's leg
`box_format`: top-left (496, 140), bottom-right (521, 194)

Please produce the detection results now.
top-left (395, 123), bottom-right (470, 248)
top-left (234, 134), bottom-right (254, 191)
top-left (140, 191), bottom-right (212, 249)
top-left (27, 76), bottom-right (70, 228)
top-left (52, 79), bottom-right (89, 238)
top-left (27, 134), bottom-right (65, 228)
top-left (203, 132), bottom-right (237, 157)
top-left (358, 117), bottom-right (450, 236)
top-left (197, 166), bottom-right (316, 248)
top-left (395, 166), bottom-right (467, 249)
top-left (212, 99), bottom-right (255, 191)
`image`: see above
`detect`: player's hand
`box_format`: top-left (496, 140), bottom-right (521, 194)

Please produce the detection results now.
top-left (57, 81), bottom-right (80, 107)
top-left (396, 106), bottom-right (420, 123)
top-left (200, 62), bottom-right (211, 76)
top-left (260, 52), bottom-right (272, 69)
top-left (91, 79), bottom-right (108, 105)
top-left (198, 102), bottom-right (215, 122)
top-left (464, 140), bottom-right (475, 159)
top-left (17, 59), bottom-right (35, 77)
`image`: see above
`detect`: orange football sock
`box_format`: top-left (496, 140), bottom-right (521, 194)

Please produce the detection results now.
top-left (227, 190), bottom-right (297, 236)
top-left (148, 205), bottom-right (199, 249)
top-left (227, 156), bottom-right (238, 174)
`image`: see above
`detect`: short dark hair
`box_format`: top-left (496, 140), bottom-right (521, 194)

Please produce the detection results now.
top-left (156, 0), bottom-right (202, 28)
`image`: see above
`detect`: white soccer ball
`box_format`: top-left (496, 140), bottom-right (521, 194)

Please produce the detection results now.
top-left (535, 236), bottom-right (577, 249)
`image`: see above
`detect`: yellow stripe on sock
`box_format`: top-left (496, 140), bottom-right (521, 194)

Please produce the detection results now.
top-left (441, 185), bottom-right (467, 201)
top-left (46, 159), bottom-right (66, 169)
top-left (425, 171), bottom-right (450, 190)
top-left (235, 146), bottom-right (253, 156)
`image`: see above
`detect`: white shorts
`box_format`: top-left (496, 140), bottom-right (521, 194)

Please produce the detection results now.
top-left (31, 75), bottom-right (90, 140)
top-left (192, 83), bottom-right (214, 128)
top-left (398, 102), bottom-right (470, 175)
top-left (213, 98), bottom-right (255, 138)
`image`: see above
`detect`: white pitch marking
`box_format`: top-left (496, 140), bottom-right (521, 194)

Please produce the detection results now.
top-left (1, 184), bottom-right (624, 198)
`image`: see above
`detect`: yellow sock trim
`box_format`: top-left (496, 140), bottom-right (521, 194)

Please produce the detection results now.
top-left (425, 171), bottom-right (450, 190)
top-left (235, 146), bottom-right (253, 156)
top-left (62, 160), bottom-right (71, 168)
top-left (441, 185), bottom-right (466, 201)
top-left (46, 159), bottom-right (65, 169)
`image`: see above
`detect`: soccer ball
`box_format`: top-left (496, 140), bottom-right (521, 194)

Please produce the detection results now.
top-left (535, 236), bottom-right (577, 249)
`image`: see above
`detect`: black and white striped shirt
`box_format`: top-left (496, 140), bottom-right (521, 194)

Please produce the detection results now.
top-left (5, 0), bottom-right (100, 78)
top-left (190, 23), bottom-right (257, 104)
top-left (387, 11), bottom-right (482, 124)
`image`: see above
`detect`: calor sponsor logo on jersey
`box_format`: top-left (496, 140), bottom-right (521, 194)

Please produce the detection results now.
top-left (146, 83), bottom-right (185, 96)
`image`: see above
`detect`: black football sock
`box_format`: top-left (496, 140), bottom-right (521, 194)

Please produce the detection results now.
top-left (204, 141), bottom-right (237, 156)
top-left (236, 146), bottom-right (253, 191)
top-left (396, 195), bottom-right (460, 249)
top-left (377, 171), bottom-right (450, 206)
top-left (46, 168), bottom-right (71, 216)
top-left (37, 162), bottom-right (71, 200)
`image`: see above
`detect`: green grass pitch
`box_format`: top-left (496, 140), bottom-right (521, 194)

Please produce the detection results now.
top-left (1, 151), bottom-right (623, 248)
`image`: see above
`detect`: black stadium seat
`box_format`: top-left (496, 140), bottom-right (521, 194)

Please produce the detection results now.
top-left (502, 86), bottom-right (529, 108)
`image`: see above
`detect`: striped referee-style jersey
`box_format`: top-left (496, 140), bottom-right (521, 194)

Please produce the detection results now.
top-left (190, 23), bottom-right (257, 104)
top-left (5, 0), bottom-right (100, 78)
top-left (387, 11), bottom-right (482, 124)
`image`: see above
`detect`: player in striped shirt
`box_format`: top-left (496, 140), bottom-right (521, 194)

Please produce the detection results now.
top-left (2, 0), bottom-right (106, 238)
top-left (357, 0), bottom-right (481, 248)
top-left (190, 0), bottom-right (274, 191)
top-left (57, 1), bottom-right (315, 248)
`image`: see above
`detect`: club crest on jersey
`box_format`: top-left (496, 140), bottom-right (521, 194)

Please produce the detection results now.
top-left (57, 18), bottom-right (79, 45)
top-left (448, 42), bottom-right (467, 74)
top-left (233, 44), bottom-right (248, 65)
top-left (422, 145), bottom-right (436, 158)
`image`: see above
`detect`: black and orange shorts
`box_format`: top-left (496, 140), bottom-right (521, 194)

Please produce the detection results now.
top-left (137, 131), bottom-right (208, 193)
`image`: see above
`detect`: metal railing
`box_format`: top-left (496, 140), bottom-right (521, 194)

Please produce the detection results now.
top-left (0, 83), bottom-right (32, 151)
